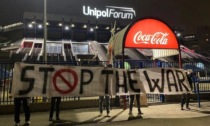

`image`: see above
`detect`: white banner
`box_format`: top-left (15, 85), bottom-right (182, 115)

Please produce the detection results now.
top-left (138, 68), bottom-right (191, 94)
top-left (12, 63), bottom-right (192, 97)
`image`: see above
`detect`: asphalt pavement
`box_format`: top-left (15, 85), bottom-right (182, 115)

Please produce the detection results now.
top-left (1, 101), bottom-right (210, 126)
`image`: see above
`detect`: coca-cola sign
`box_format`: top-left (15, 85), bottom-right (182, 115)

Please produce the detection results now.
top-left (133, 31), bottom-right (169, 45)
top-left (125, 19), bottom-right (178, 49)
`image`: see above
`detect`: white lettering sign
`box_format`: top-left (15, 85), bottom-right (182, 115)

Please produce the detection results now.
top-left (133, 31), bottom-right (169, 45)
top-left (83, 6), bottom-right (136, 19)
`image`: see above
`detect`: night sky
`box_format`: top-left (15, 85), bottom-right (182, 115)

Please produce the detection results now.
top-left (0, 0), bottom-right (210, 34)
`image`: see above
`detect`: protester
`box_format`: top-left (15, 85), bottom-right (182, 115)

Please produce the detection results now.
top-left (99, 64), bottom-right (112, 116)
top-left (181, 70), bottom-right (198, 110)
top-left (14, 97), bottom-right (31, 126)
top-left (99, 95), bottom-right (110, 116)
top-left (129, 67), bottom-right (143, 115)
top-left (49, 97), bottom-right (61, 121)
top-left (129, 94), bottom-right (143, 115)
top-left (8, 68), bottom-right (30, 126)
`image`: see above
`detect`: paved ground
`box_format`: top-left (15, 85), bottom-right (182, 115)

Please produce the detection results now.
top-left (1, 101), bottom-right (210, 126)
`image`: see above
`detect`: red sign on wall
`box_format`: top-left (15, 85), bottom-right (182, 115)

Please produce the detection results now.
top-left (125, 19), bottom-right (178, 49)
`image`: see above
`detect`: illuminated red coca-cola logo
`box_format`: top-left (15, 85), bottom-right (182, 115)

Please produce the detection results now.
top-left (133, 31), bottom-right (169, 45)
top-left (125, 19), bottom-right (178, 49)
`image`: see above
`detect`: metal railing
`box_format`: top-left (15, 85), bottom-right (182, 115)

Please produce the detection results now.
top-left (193, 80), bottom-right (210, 108)
top-left (1, 60), bottom-right (210, 106)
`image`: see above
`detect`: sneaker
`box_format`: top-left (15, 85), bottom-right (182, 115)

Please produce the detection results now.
top-left (49, 118), bottom-right (52, 121)
top-left (25, 121), bottom-right (30, 125)
top-left (14, 123), bottom-right (20, 126)
top-left (181, 108), bottom-right (184, 110)
top-left (106, 113), bottom-right (110, 117)
top-left (186, 107), bottom-right (191, 110)
top-left (138, 111), bottom-right (143, 115)
top-left (98, 112), bottom-right (102, 117)
top-left (129, 111), bottom-right (132, 115)
top-left (56, 117), bottom-right (60, 121)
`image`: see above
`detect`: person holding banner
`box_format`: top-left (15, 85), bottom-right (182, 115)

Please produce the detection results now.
top-left (14, 97), bottom-right (31, 126)
top-left (99, 95), bottom-right (110, 116)
top-left (49, 97), bottom-right (61, 121)
top-left (129, 94), bottom-right (143, 115)
top-left (99, 64), bottom-right (112, 116)
top-left (10, 67), bottom-right (31, 126)
top-left (129, 67), bottom-right (143, 115)
top-left (181, 71), bottom-right (197, 110)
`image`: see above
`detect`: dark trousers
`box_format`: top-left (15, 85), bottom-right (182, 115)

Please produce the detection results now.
top-left (49, 97), bottom-right (61, 119)
top-left (129, 94), bottom-right (141, 112)
top-left (14, 98), bottom-right (30, 123)
top-left (99, 96), bottom-right (110, 114)
top-left (181, 93), bottom-right (190, 108)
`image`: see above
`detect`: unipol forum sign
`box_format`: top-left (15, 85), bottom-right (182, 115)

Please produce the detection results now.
top-left (12, 63), bottom-right (191, 98)
top-left (124, 19), bottom-right (178, 49)
top-left (83, 6), bottom-right (136, 19)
